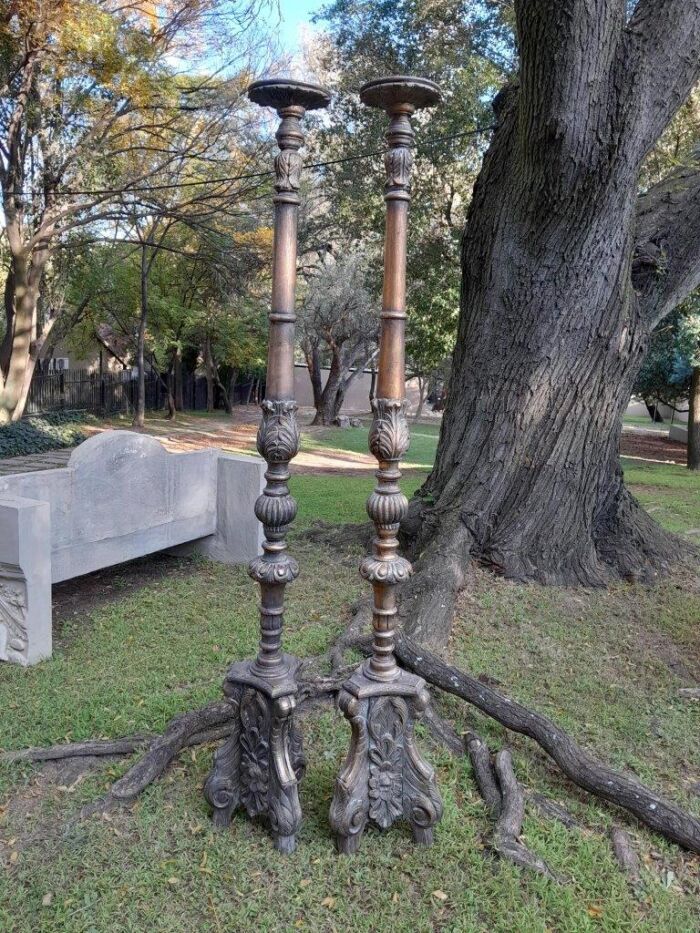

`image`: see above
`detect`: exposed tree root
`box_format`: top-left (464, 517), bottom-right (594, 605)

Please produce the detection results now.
top-left (526, 792), bottom-right (579, 830)
top-left (110, 701), bottom-right (236, 801)
top-left (399, 519), bottom-right (475, 648)
top-left (4, 636), bottom-right (699, 863)
top-left (492, 749), bottom-right (562, 881)
top-left (420, 703), bottom-right (465, 757)
top-left (394, 633), bottom-right (700, 854)
top-left (1, 735), bottom-right (155, 763)
top-left (610, 826), bottom-right (641, 880)
top-left (466, 731), bottom-right (502, 817)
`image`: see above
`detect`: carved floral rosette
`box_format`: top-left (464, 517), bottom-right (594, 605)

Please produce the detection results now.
top-left (330, 689), bottom-right (443, 851)
top-left (204, 685), bottom-right (305, 847)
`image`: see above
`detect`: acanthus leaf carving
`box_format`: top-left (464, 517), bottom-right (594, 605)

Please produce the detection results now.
top-left (368, 398), bottom-right (410, 463)
top-left (384, 146), bottom-right (413, 190)
top-left (274, 149), bottom-right (302, 193)
top-left (257, 399), bottom-right (300, 463)
top-left (0, 571), bottom-right (28, 664)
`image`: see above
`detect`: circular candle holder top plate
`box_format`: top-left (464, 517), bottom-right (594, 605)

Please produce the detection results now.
top-left (248, 78), bottom-right (331, 112)
top-left (360, 75), bottom-right (441, 111)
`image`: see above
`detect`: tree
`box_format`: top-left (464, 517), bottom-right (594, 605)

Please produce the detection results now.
top-left (675, 296), bottom-right (700, 470)
top-left (0, 0), bottom-right (267, 423)
top-left (298, 253), bottom-right (378, 425)
top-left (405, 257), bottom-right (459, 419)
top-left (634, 309), bottom-right (689, 420)
top-left (383, 0), bottom-right (700, 647)
top-left (302, 0), bottom-right (505, 423)
top-left (634, 295), bottom-right (700, 469)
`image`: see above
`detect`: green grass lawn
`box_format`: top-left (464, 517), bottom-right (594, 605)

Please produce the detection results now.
top-left (302, 421), bottom-right (441, 471)
top-left (0, 424), bottom-right (698, 932)
top-left (622, 414), bottom-right (658, 428)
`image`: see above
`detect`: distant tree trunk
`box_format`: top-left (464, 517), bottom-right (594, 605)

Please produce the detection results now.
top-left (0, 268), bottom-right (16, 378)
top-left (399, 0), bottom-right (700, 647)
top-left (0, 251), bottom-right (49, 424)
top-left (304, 345), bottom-right (323, 412)
top-left (164, 353), bottom-right (176, 421)
top-left (203, 333), bottom-right (215, 412)
top-left (132, 245), bottom-right (148, 429)
top-left (369, 363), bottom-right (377, 404)
top-left (228, 368), bottom-right (238, 408)
top-left (215, 366), bottom-right (232, 415)
top-left (644, 400), bottom-right (664, 423)
top-left (174, 348), bottom-right (184, 411)
top-left (244, 378), bottom-right (254, 405)
top-left (414, 375), bottom-right (427, 422)
top-left (688, 366), bottom-right (700, 471)
top-left (311, 349), bottom-right (343, 425)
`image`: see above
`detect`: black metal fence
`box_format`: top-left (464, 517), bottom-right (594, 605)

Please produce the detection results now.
top-left (27, 368), bottom-right (265, 417)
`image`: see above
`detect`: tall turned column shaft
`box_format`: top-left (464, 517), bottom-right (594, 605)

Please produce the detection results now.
top-left (361, 101), bottom-right (416, 682)
top-left (249, 103), bottom-right (305, 679)
top-left (204, 78), bottom-right (330, 853)
top-left (331, 76), bottom-right (443, 855)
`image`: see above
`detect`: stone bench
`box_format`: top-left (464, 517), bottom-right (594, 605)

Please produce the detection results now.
top-left (0, 431), bottom-right (264, 665)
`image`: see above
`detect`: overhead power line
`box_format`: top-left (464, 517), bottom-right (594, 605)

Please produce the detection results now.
top-left (3, 126), bottom-right (494, 200)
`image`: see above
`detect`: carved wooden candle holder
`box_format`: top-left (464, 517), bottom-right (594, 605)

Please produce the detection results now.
top-left (330, 76), bottom-right (443, 855)
top-left (204, 78), bottom-right (330, 854)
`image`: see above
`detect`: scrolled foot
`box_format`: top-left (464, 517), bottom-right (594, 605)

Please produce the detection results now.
top-left (204, 683), bottom-right (305, 849)
top-left (273, 833), bottom-right (296, 854)
top-left (203, 707), bottom-right (242, 829)
top-left (331, 682), bottom-right (443, 852)
top-left (411, 825), bottom-right (434, 846)
top-left (336, 832), bottom-right (363, 856)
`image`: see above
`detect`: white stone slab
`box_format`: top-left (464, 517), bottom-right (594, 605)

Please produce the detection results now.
top-left (0, 496), bottom-right (51, 665)
top-left (0, 431), bottom-right (264, 665)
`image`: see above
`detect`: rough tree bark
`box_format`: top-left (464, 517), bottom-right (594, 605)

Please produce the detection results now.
top-left (401, 0), bottom-right (700, 640)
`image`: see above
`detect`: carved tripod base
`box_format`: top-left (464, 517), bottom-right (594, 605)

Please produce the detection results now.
top-left (203, 655), bottom-right (305, 854)
top-left (330, 664), bottom-right (443, 854)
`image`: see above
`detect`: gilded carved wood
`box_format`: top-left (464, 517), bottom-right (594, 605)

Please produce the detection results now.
top-left (330, 76), bottom-right (444, 855)
top-left (203, 79), bottom-right (329, 854)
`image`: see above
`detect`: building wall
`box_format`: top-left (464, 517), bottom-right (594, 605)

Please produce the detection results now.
top-left (40, 340), bottom-right (125, 373)
top-left (293, 364), bottom-right (424, 415)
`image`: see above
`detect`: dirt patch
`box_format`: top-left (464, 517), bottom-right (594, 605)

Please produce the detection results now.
top-left (51, 553), bottom-right (195, 635)
top-left (620, 429), bottom-right (687, 465)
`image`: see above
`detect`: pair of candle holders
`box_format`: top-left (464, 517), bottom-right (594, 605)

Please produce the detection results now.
top-left (203, 75), bottom-right (443, 855)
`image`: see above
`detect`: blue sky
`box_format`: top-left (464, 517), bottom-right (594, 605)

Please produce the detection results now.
top-left (273, 0), bottom-right (325, 53)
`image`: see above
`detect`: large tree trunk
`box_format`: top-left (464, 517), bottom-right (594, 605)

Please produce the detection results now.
top-left (399, 0), bottom-right (700, 643)
top-left (0, 254), bottom-right (44, 424)
top-left (688, 365), bottom-right (700, 471)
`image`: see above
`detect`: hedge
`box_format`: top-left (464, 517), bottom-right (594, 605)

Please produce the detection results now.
top-left (0, 411), bottom-right (95, 459)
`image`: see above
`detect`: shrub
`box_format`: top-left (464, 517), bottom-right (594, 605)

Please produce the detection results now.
top-left (0, 411), bottom-right (96, 458)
